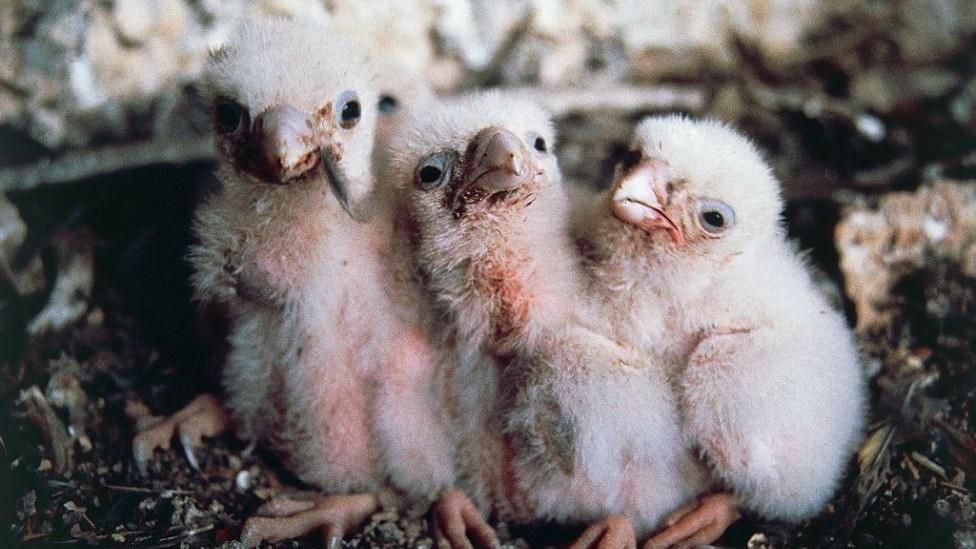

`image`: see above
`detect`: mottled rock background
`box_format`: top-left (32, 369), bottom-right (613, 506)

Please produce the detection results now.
top-left (1, 1), bottom-right (975, 548)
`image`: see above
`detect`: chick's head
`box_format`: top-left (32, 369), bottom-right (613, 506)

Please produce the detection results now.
top-left (608, 115), bottom-right (784, 262)
top-left (370, 59), bottom-right (433, 149)
top-left (203, 18), bottom-right (378, 220)
top-left (389, 91), bottom-right (559, 230)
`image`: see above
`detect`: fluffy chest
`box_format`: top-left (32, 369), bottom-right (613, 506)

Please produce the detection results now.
top-left (469, 245), bottom-right (537, 354)
top-left (236, 193), bottom-right (337, 298)
top-left (514, 363), bottom-right (705, 531)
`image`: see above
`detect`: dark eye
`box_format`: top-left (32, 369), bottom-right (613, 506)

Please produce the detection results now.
top-left (420, 166), bottom-right (441, 182)
top-left (621, 148), bottom-right (642, 170)
top-left (697, 198), bottom-right (736, 234)
top-left (378, 94), bottom-right (399, 114)
top-left (415, 151), bottom-right (453, 191)
top-left (215, 98), bottom-right (247, 134)
top-left (526, 132), bottom-right (548, 153)
top-left (704, 211), bottom-right (724, 227)
top-left (336, 91), bottom-right (361, 129)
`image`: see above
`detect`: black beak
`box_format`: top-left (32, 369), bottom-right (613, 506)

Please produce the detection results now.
top-left (320, 147), bottom-right (367, 222)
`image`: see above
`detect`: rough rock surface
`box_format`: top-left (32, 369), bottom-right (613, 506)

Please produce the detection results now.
top-left (0, 193), bottom-right (44, 296)
top-left (836, 180), bottom-right (976, 331)
top-left (12, 0), bottom-right (975, 150)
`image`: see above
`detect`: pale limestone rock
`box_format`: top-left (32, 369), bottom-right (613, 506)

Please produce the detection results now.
top-left (0, 0), bottom-right (331, 148)
top-left (28, 228), bottom-right (95, 335)
top-left (892, 0), bottom-right (976, 64)
top-left (0, 194), bottom-right (45, 296)
top-left (618, 0), bottom-right (826, 77)
top-left (329, 0), bottom-right (435, 81)
top-left (836, 181), bottom-right (976, 331)
top-left (3, 0), bottom-right (972, 152)
top-left (726, 0), bottom-right (824, 59)
top-left (851, 67), bottom-right (960, 113)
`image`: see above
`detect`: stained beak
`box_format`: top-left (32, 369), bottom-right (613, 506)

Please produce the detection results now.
top-left (611, 159), bottom-right (685, 245)
top-left (242, 105), bottom-right (320, 184)
top-left (456, 127), bottom-right (534, 206)
top-left (238, 105), bottom-right (368, 221)
top-left (320, 146), bottom-right (367, 221)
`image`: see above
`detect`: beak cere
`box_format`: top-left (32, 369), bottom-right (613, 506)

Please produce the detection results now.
top-left (611, 159), bottom-right (685, 245)
top-left (451, 127), bottom-right (534, 214)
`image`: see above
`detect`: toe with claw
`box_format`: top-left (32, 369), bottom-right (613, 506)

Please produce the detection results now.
top-left (642, 492), bottom-right (739, 549)
top-left (240, 492), bottom-right (379, 548)
top-left (132, 393), bottom-right (228, 474)
top-left (570, 514), bottom-right (637, 549)
top-left (432, 489), bottom-right (500, 549)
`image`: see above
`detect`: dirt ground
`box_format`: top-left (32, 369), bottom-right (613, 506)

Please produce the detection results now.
top-left (3, 5), bottom-right (976, 547)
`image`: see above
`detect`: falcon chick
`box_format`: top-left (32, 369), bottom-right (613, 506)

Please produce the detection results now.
top-left (388, 92), bottom-right (707, 549)
top-left (573, 115), bottom-right (868, 548)
top-left (133, 18), bottom-right (453, 547)
top-left (387, 90), bottom-right (570, 547)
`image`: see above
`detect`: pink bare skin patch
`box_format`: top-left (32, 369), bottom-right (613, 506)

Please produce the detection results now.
top-left (377, 329), bottom-right (447, 471)
top-left (307, 326), bottom-right (376, 484)
top-left (473, 249), bottom-right (534, 355)
top-left (252, 225), bottom-right (321, 290)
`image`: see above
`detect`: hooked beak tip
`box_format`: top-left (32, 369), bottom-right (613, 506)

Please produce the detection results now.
top-left (466, 128), bottom-right (533, 195)
top-left (320, 147), bottom-right (369, 222)
top-left (610, 160), bottom-right (683, 244)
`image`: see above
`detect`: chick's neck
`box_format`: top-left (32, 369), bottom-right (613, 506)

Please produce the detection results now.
top-left (426, 192), bottom-right (576, 358)
top-left (224, 174), bottom-right (375, 300)
top-left (575, 204), bottom-right (721, 341)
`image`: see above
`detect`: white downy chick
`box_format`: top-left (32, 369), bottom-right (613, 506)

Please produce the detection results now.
top-left (371, 58), bottom-right (434, 153)
top-left (386, 90), bottom-right (571, 547)
top-left (388, 92), bottom-right (709, 549)
top-left (133, 18), bottom-right (454, 547)
top-left (573, 115), bottom-right (868, 548)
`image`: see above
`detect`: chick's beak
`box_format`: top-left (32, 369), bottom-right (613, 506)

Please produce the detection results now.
top-left (242, 105), bottom-right (319, 184)
top-left (240, 104), bottom-right (365, 221)
top-left (611, 159), bottom-right (685, 245)
top-left (320, 146), bottom-right (365, 221)
top-left (462, 127), bottom-right (534, 199)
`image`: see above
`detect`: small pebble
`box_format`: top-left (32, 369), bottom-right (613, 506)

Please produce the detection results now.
top-left (855, 114), bottom-right (886, 142)
top-left (748, 533), bottom-right (771, 549)
top-left (235, 469), bottom-right (251, 491)
top-left (139, 497), bottom-right (157, 512)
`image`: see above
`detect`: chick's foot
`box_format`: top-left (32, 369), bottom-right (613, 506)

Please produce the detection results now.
top-left (642, 492), bottom-right (739, 549)
top-left (570, 514), bottom-right (637, 549)
top-left (433, 489), bottom-right (500, 549)
top-left (132, 393), bottom-right (228, 474)
top-left (241, 492), bottom-right (378, 548)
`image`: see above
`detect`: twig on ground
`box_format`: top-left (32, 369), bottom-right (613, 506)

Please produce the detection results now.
top-left (910, 451), bottom-right (947, 479)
